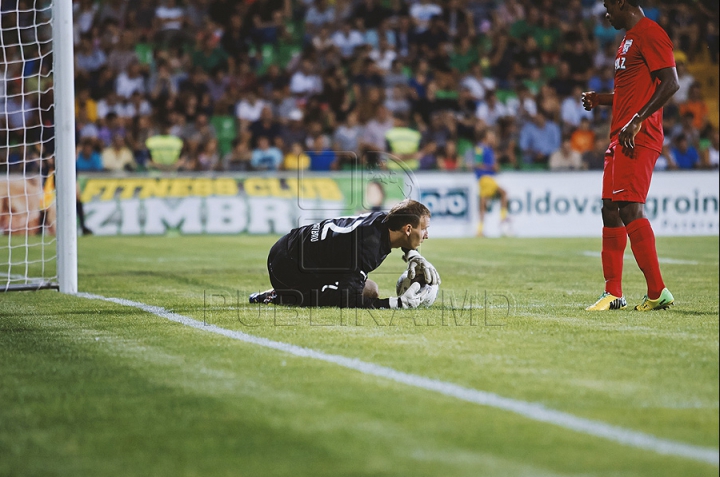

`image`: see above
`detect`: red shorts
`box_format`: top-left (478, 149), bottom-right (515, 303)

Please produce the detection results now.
top-left (602, 142), bottom-right (659, 203)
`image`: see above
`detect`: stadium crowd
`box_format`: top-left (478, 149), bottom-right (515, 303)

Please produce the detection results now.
top-left (1, 0), bottom-right (719, 174)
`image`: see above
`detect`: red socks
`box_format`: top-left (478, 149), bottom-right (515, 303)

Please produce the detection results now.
top-left (602, 226), bottom-right (627, 297)
top-left (626, 218), bottom-right (665, 299)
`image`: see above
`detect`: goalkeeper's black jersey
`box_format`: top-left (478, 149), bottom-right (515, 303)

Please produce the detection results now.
top-left (272, 211), bottom-right (395, 308)
top-left (285, 211), bottom-right (392, 277)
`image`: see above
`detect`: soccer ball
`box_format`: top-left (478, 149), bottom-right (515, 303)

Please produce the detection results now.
top-left (396, 270), bottom-right (439, 307)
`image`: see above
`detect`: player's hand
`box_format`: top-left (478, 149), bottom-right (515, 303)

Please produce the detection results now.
top-left (619, 114), bottom-right (643, 149)
top-left (581, 91), bottom-right (598, 111)
top-left (404, 250), bottom-right (441, 285)
top-left (390, 282), bottom-right (430, 309)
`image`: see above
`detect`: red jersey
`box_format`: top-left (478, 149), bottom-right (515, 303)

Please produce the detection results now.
top-left (611, 17), bottom-right (675, 153)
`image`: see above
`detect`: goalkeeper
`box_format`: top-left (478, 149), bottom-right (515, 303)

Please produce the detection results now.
top-left (250, 199), bottom-right (440, 309)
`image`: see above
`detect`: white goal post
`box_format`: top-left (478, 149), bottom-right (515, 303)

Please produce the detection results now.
top-left (1, 0), bottom-right (76, 293)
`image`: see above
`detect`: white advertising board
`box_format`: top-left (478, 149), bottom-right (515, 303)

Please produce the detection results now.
top-left (481, 171), bottom-right (719, 238)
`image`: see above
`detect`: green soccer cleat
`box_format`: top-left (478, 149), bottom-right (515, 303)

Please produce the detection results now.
top-left (586, 292), bottom-right (627, 311)
top-left (634, 288), bottom-right (674, 311)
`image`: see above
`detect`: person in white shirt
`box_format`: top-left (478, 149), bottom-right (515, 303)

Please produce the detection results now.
top-left (701, 128), bottom-right (719, 169)
top-left (505, 85), bottom-right (538, 121)
top-left (115, 62), bottom-right (146, 99)
top-left (674, 61), bottom-right (695, 104)
top-left (475, 90), bottom-right (509, 127)
top-left (289, 59), bottom-right (323, 97)
top-left (155, 0), bottom-right (184, 31)
top-left (409, 0), bottom-right (442, 33)
top-left (549, 136), bottom-right (585, 171)
top-left (235, 91), bottom-right (266, 122)
top-left (101, 134), bottom-right (136, 171)
top-left (460, 64), bottom-right (496, 102)
top-left (370, 39), bottom-right (397, 72)
top-left (331, 21), bottom-right (365, 58)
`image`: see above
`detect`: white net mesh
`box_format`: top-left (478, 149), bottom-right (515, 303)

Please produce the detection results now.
top-left (1, 0), bottom-right (58, 291)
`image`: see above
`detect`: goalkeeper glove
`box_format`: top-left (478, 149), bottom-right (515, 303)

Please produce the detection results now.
top-left (403, 250), bottom-right (441, 285)
top-left (389, 282), bottom-right (430, 309)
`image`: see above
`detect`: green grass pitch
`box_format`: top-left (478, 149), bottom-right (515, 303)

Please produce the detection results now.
top-left (1, 235), bottom-right (718, 476)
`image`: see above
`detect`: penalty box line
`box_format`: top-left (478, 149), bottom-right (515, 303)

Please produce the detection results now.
top-left (76, 292), bottom-right (719, 466)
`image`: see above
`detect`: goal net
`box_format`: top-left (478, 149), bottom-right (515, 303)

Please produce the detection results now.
top-left (1, 0), bottom-right (76, 292)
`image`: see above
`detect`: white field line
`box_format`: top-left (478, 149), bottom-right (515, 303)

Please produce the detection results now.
top-left (581, 251), bottom-right (700, 265)
top-left (77, 292), bottom-right (719, 466)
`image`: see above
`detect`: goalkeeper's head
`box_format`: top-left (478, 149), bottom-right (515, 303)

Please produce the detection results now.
top-left (384, 199), bottom-right (432, 250)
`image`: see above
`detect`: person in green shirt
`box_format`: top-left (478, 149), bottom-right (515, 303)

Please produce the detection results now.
top-left (191, 34), bottom-right (228, 73)
top-left (450, 37), bottom-right (479, 74)
top-left (146, 124), bottom-right (184, 171)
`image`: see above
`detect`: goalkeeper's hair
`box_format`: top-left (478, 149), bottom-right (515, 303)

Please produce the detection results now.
top-left (383, 199), bottom-right (431, 231)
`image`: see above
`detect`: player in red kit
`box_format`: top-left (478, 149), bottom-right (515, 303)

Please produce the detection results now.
top-left (582, 0), bottom-right (679, 311)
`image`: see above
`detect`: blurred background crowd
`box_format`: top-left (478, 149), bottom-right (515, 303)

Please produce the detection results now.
top-left (1, 0), bottom-right (719, 174)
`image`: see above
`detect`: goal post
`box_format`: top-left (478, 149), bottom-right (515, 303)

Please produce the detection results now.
top-left (0, 0), bottom-right (76, 293)
top-left (53, 0), bottom-right (77, 294)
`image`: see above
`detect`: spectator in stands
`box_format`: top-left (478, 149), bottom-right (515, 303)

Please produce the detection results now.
top-left (223, 138), bottom-right (254, 171)
top-left (235, 90), bottom-right (266, 123)
top-left (353, 0), bottom-right (390, 31)
top-left (505, 84), bottom-right (537, 123)
top-left (75, 35), bottom-right (107, 75)
top-left (251, 136), bottom-right (283, 170)
top-left (146, 123), bottom-right (184, 171)
top-left (97, 112), bottom-right (126, 148)
top-left (418, 140), bottom-right (438, 170)
top-left (116, 61), bottom-right (146, 99)
top-left (283, 142), bottom-right (311, 171)
top-left (560, 86), bottom-right (594, 130)
top-left (101, 134), bottom-right (135, 172)
top-left (669, 134), bottom-right (700, 169)
top-left (279, 109), bottom-right (307, 150)
top-left (700, 128), bottom-right (719, 169)
top-left (671, 111), bottom-right (701, 149)
top-left (197, 138), bottom-right (221, 171)
top-left (332, 20), bottom-right (365, 59)
top-left (570, 118), bottom-right (596, 154)
top-left (519, 112), bottom-right (561, 166)
top-left (362, 105), bottom-right (394, 156)
top-left (548, 61), bottom-right (575, 98)
top-left (249, 107), bottom-right (282, 149)
top-left (437, 140), bottom-right (464, 171)
top-left (385, 85), bottom-right (411, 116)
top-left (385, 114), bottom-right (422, 170)
top-left (305, 0), bottom-right (336, 36)
top-left (582, 136), bottom-right (607, 171)
top-left (108, 31), bottom-right (140, 74)
top-left (549, 135), bottom-right (584, 171)
top-left (290, 59), bottom-right (323, 97)
top-left (307, 135), bottom-right (337, 171)
top-left (679, 82), bottom-right (709, 131)
top-left (75, 88), bottom-right (98, 123)
top-left (333, 110), bottom-right (362, 153)
top-left (461, 64), bottom-right (496, 102)
top-left (674, 60), bottom-right (695, 103)
top-left (191, 33), bottom-right (229, 73)
top-left (410, 0), bottom-right (442, 33)
top-left (475, 90), bottom-right (509, 127)
top-left (154, 0), bottom-right (186, 47)
top-left (76, 139), bottom-right (103, 172)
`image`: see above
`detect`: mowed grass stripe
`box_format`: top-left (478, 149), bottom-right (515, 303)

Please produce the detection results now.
top-left (77, 292), bottom-right (720, 466)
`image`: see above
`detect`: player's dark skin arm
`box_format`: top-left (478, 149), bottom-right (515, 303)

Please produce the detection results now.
top-left (618, 67), bottom-right (680, 149)
top-left (598, 67), bottom-right (680, 227)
